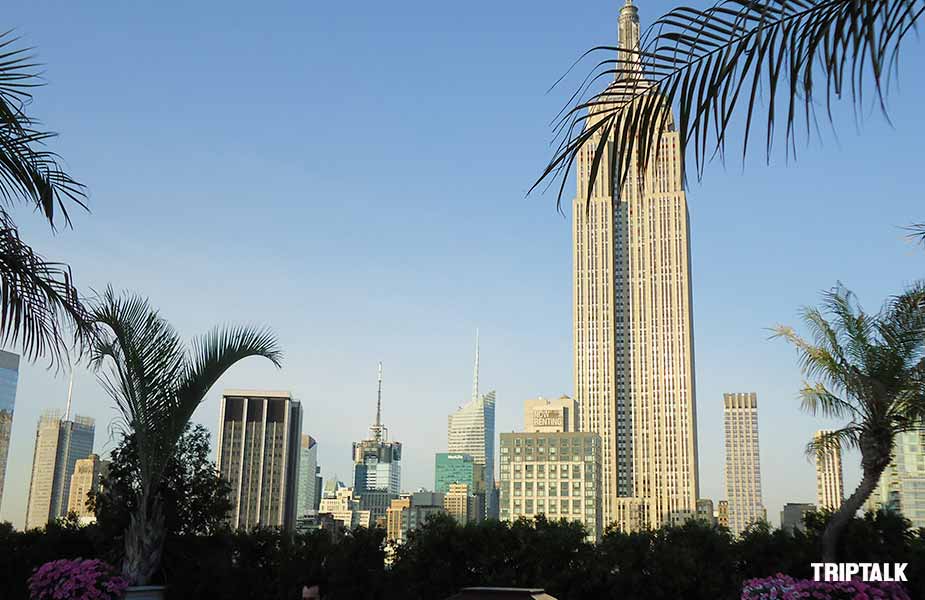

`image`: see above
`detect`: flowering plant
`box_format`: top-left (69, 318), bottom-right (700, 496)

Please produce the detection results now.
top-left (28, 558), bottom-right (129, 600)
top-left (742, 575), bottom-right (911, 600)
top-left (741, 574), bottom-right (797, 599)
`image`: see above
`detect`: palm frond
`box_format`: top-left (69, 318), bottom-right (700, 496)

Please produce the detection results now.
top-left (799, 381), bottom-right (861, 420)
top-left (0, 31), bottom-right (86, 228)
top-left (89, 288), bottom-right (186, 482)
top-left (771, 322), bottom-right (848, 392)
top-left (0, 217), bottom-right (91, 368)
top-left (807, 426), bottom-right (860, 457)
top-left (89, 289), bottom-right (282, 490)
top-left (170, 323), bottom-right (282, 438)
top-left (534, 0), bottom-right (925, 210)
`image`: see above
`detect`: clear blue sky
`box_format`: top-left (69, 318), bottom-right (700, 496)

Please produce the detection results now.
top-left (1, 0), bottom-right (922, 528)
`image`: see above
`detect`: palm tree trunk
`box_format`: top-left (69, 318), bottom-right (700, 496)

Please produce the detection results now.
top-left (821, 463), bottom-right (886, 562)
top-left (122, 488), bottom-right (166, 586)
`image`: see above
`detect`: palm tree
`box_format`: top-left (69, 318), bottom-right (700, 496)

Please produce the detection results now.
top-left (533, 0), bottom-right (923, 209)
top-left (0, 31), bottom-right (92, 366)
top-left (89, 288), bottom-right (282, 586)
top-left (773, 283), bottom-right (925, 561)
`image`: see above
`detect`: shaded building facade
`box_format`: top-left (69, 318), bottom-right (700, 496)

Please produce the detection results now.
top-left (0, 350), bottom-right (19, 511)
top-left (217, 390), bottom-right (302, 531)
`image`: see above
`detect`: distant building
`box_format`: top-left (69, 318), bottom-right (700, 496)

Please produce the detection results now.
top-left (815, 430), bottom-right (844, 511)
top-left (443, 483), bottom-right (482, 524)
top-left (386, 496), bottom-right (412, 542)
top-left (499, 431), bottom-right (602, 541)
top-left (66, 454), bottom-right (108, 521)
top-left (717, 500), bottom-right (729, 528)
top-left (298, 435), bottom-right (321, 517)
top-left (696, 499), bottom-right (716, 526)
top-left (217, 390), bottom-right (302, 531)
top-left (866, 429), bottom-right (925, 527)
top-left (724, 393), bottom-right (764, 535)
top-left (523, 396), bottom-right (578, 433)
top-left (435, 453), bottom-right (482, 494)
top-left (25, 410), bottom-right (95, 529)
top-left (0, 351), bottom-right (19, 511)
top-left (354, 364), bottom-right (402, 495)
top-left (318, 479), bottom-right (371, 529)
top-left (780, 502), bottom-right (815, 533)
top-left (449, 332), bottom-right (496, 518)
top-left (357, 489), bottom-right (398, 523)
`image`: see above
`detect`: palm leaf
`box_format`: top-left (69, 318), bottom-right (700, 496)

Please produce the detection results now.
top-left (0, 31), bottom-right (87, 228)
top-left (534, 0), bottom-right (924, 211)
top-left (0, 216), bottom-right (91, 368)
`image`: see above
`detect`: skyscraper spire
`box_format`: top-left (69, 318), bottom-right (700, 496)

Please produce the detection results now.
top-left (64, 371), bottom-right (74, 421)
top-left (618, 0), bottom-right (641, 76)
top-left (374, 361), bottom-right (383, 441)
top-left (472, 329), bottom-right (480, 401)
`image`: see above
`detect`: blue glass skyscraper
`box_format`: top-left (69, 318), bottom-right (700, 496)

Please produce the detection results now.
top-left (0, 350), bottom-right (19, 510)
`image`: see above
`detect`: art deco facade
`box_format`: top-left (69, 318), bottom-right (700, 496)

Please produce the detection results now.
top-left (573, 0), bottom-right (698, 529)
top-left (25, 411), bottom-right (95, 529)
top-left (723, 393), bottom-right (764, 535)
top-left (499, 431), bottom-right (602, 541)
top-left (217, 390), bottom-right (302, 531)
top-left (0, 350), bottom-right (19, 511)
top-left (866, 429), bottom-right (925, 528)
top-left (815, 429), bottom-right (844, 511)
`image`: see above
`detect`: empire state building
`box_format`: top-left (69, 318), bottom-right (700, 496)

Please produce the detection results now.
top-left (573, 0), bottom-right (699, 530)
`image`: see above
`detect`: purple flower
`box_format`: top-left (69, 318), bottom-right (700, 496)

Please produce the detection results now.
top-left (27, 559), bottom-right (127, 600)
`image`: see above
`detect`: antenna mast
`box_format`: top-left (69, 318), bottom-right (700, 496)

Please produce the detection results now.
top-left (374, 361), bottom-right (383, 442)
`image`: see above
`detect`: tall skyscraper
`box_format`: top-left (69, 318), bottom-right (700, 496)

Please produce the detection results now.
top-left (0, 350), bottom-right (19, 511)
top-left (25, 409), bottom-right (95, 529)
top-left (67, 453), bottom-right (108, 521)
top-left (523, 396), bottom-right (578, 433)
top-left (448, 332), bottom-right (496, 517)
top-left (723, 392), bottom-right (764, 535)
top-left (866, 429), bottom-right (925, 528)
top-left (353, 363), bottom-right (402, 495)
top-left (298, 434), bottom-right (320, 517)
top-left (573, 0), bottom-right (698, 529)
top-left (216, 390), bottom-right (302, 531)
top-left (815, 429), bottom-right (844, 511)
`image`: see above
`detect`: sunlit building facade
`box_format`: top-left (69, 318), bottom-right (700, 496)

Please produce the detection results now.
top-left (723, 393), bottom-right (764, 535)
top-left (867, 429), bottom-right (925, 528)
top-left (573, 0), bottom-right (698, 529)
top-left (499, 431), bottom-right (602, 541)
top-left (815, 429), bottom-right (844, 511)
top-left (25, 411), bottom-right (95, 529)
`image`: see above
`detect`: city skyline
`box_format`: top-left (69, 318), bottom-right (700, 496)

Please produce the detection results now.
top-left (1, 0), bottom-right (923, 529)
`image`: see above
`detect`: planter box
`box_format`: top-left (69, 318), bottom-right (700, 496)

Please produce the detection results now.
top-left (125, 585), bottom-right (167, 600)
